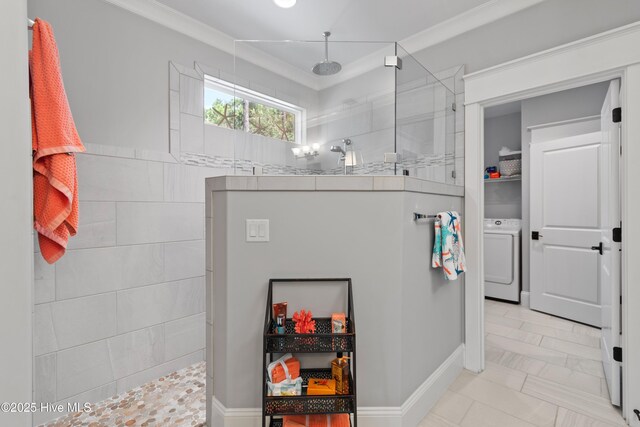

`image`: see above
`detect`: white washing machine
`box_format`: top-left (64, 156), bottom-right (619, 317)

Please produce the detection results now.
top-left (484, 218), bottom-right (521, 302)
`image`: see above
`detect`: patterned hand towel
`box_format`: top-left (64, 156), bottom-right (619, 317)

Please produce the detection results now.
top-left (30, 18), bottom-right (85, 263)
top-left (432, 211), bottom-right (466, 280)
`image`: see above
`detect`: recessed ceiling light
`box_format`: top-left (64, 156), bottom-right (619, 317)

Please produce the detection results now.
top-left (274, 0), bottom-right (296, 8)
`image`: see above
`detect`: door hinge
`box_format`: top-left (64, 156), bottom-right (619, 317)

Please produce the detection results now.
top-left (613, 227), bottom-right (622, 243)
top-left (452, 102), bottom-right (457, 112)
top-left (613, 346), bottom-right (623, 362)
top-left (612, 107), bottom-right (622, 123)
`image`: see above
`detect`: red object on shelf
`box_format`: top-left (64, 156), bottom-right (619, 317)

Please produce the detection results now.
top-left (292, 310), bottom-right (316, 334)
top-left (489, 171), bottom-right (501, 179)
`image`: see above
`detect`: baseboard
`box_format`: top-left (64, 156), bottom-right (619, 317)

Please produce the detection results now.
top-left (211, 397), bottom-right (262, 427)
top-left (521, 291), bottom-right (530, 308)
top-left (210, 344), bottom-right (464, 427)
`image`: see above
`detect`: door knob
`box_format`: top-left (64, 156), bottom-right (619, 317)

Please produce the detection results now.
top-left (591, 242), bottom-right (603, 255)
top-left (532, 231), bottom-right (542, 240)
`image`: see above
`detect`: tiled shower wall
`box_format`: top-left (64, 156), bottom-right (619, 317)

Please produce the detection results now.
top-left (32, 145), bottom-right (229, 424)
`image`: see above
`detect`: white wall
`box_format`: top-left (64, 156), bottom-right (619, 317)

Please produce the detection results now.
top-left (484, 112), bottom-right (522, 219)
top-left (0, 1), bottom-right (33, 426)
top-left (520, 82), bottom-right (609, 293)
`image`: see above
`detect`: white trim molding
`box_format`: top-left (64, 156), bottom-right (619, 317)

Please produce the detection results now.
top-left (211, 344), bottom-right (464, 427)
top-left (520, 291), bottom-right (530, 309)
top-left (400, 0), bottom-right (545, 55)
top-left (463, 20), bottom-right (640, 425)
top-left (100, 0), bottom-right (546, 91)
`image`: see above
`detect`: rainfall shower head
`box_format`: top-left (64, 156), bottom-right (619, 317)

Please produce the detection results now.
top-left (312, 32), bottom-right (342, 76)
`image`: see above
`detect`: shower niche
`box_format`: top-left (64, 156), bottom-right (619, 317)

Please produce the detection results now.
top-left (182, 36), bottom-right (464, 184)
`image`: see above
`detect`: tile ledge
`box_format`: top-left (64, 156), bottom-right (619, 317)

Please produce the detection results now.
top-left (206, 175), bottom-right (464, 197)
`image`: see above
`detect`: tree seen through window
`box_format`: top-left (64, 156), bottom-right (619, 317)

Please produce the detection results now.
top-left (205, 86), bottom-right (296, 142)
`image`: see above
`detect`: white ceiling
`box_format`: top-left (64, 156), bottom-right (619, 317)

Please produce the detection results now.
top-left (155, 0), bottom-right (492, 70)
top-left (156, 0), bottom-right (491, 42)
top-left (105, 0), bottom-right (546, 89)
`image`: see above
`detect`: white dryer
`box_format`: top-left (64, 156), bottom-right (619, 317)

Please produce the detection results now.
top-left (484, 219), bottom-right (521, 302)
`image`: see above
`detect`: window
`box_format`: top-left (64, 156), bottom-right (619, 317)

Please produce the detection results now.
top-left (204, 76), bottom-right (304, 144)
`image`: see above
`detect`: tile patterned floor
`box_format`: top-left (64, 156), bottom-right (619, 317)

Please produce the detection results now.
top-left (42, 300), bottom-right (626, 427)
top-left (41, 362), bottom-right (206, 427)
top-left (419, 299), bottom-right (626, 427)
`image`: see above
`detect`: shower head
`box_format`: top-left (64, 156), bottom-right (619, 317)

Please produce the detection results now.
top-left (312, 32), bottom-right (342, 76)
top-left (330, 145), bottom-right (346, 155)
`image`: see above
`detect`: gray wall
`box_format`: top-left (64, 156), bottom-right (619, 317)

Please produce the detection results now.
top-left (520, 82), bottom-right (609, 293)
top-left (0, 1), bottom-right (33, 426)
top-left (412, 0), bottom-right (640, 75)
top-left (209, 189), bottom-right (464, 410)
top-left (484, 112), bottom-right (522, 219)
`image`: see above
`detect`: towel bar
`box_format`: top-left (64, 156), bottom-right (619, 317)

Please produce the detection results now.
top-left (413, 213), bottom-right (439, 221)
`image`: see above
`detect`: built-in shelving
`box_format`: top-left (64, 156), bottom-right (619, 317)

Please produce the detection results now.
top-left (484, 175), bottom-right (521, 183)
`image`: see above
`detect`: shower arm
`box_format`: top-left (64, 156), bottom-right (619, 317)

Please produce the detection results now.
top-left (324, 34), bottom-right (329, 62)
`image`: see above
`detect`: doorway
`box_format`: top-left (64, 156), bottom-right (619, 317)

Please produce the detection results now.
top-left (481, 80), bottom-right (623, 410)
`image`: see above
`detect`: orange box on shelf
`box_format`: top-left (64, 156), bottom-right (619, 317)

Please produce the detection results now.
top-left (489, 171), bottom-right (501, 179)
top-left (306, 378), bottom-right (336, 395)
top-left (283, 414), bottom-right (350, 427)
top-left (269, 356), bottom-right (300, 384)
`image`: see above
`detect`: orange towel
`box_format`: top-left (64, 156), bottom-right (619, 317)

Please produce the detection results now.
top-left (30, 18), bottom-right (85, 264)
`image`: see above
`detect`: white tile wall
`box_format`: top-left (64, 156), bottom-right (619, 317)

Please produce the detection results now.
top-left (34, 353), bottom-right (56, 402)
top-left (56, 244), bottom-right (164, 300)
top-left (170, 90), bottom-right (180, 130)
top-left (34, 255), bottom-right (55, 304)
top-left (107, 325), bottom-right (165, 378)
top-left (179, 75), bottom-right (204, 117)
top-left (66, 201), bottom-right (117, 250)
top-left (115, 350), bottom-right (203, 394)
top-left (76, 154), bottom-right (164, 202)
top-left (164, 163), bottom-right (219, 203)
top-left (116, 276), bottom-right (205, 334)
top-left (56, 340), bottom-right (115, 399)
top-left (116, 202), bottom-right (203, 245)
top-left (50, 293), bottom-right (117, 350)
top-left (180, 113), bottom-right (205, 154)
top-left (34, 304), bottom-right (58, 356)
top-left (164, 313), bottom-right (205, 361)
top-left (164, 240), bottom-right (205, 282)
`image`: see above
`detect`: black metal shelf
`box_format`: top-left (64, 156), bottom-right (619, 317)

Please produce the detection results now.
top-left (265, 318), bottom-right (355, 353)
top-left (269, 417), bottom-right (353, 427)
top-left (264, 369), bottom-right (355, 416)
top-left (263, 278), bottom-right (357, 427)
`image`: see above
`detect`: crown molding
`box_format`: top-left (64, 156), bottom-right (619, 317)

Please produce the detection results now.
top-left (400, 0), bottom-right (546, 54)
top-left (101, 0), bottom-right (547, 91)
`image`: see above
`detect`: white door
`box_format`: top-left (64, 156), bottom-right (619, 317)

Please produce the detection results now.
top-left (600, 80), bottom-right (622, 406)
top-left (530, 131), bottom-right (603, 327)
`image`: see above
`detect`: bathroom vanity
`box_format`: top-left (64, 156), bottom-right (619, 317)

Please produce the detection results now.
top-left (206, 175), bottom-right (465, 427)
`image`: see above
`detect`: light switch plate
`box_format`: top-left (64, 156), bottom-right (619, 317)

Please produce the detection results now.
top-left (246, 219), bottom-right (269, 242)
